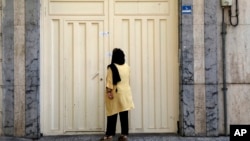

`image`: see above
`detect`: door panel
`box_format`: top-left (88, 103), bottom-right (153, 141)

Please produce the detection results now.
top-left (112, 0), bottom-right (178, 133)
top-left (63, 21), bottom-right (105, 132)
top-left (49, 0), bottom-right (105, 15)
top-left (43, 18), bottom-right (106, 134)
top-left (114, 0), bottom-right (169, 15)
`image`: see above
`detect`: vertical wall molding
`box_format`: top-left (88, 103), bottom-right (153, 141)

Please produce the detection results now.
top-left (25, 0), bottom-right (40, 138)
top-left (180, 0), bottom-right (219, 136)
top-left (14, 0), bottom-right (25, 136)
top-left (0, 0), bottom-right (4, 136)
top-left (193, 0), bottom-right (206, 136)
top-left (2, 0), bottom-right (15, 136)
top-left (180, 0), bottom-right (195, 136)
top-left (204, 0), bottom-right (219, 136)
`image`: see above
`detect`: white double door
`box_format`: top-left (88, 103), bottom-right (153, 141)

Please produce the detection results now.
top-left (42, 0), bottom-right (179, 135)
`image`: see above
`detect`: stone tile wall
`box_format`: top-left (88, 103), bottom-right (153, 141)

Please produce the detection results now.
top-left (0, 0), bottom-right (3, 136)
top-left (14, 0), bottom-right (25, 137)
top-left (180, 0), bottom-right (219, 136)
top-left (193, 0), bottom-right (206, 136)
top-left (1, 0), bottom-right (40, 138)
top-left (218, 0), bottom-right (250, 134)
top-left (181, 0), bottom-right (250, 136)
top-left (2, 0), bottom-right (15, 136)
top-left (180, 0), bottom-right (195, 136)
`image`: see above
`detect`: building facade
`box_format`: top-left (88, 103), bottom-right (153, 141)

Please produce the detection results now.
top-left (0, 0), bottom-right (250, 139)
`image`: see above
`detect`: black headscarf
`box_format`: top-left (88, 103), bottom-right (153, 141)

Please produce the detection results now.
top-left (107, 48), bottom-right (125, 85)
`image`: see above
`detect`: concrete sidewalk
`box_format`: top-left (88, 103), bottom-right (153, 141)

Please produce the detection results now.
top-left (0, 134), bottom-right (229, 141)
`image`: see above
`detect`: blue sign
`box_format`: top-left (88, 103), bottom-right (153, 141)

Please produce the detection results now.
top-left (182, 5), bottom-right (192, 14)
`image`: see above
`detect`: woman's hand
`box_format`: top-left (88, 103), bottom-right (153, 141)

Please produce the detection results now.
top-left (107, 92), bottom-right (113, 99)
top-left (106, 88), bottom-right (113, 99)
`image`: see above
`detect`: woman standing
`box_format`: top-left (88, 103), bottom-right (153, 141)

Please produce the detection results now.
top-left (100, 48), bottom-right (134, 141)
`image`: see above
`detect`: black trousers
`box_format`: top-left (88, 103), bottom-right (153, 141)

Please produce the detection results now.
top-left (105, 111), bottom-right (129, 136)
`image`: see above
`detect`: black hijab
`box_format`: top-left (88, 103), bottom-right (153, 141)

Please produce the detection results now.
top-left (107, 48), bottom-right (125, 85)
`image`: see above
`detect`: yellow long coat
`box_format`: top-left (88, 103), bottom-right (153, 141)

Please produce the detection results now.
top-left (105, 63), bottom-right (134, 116)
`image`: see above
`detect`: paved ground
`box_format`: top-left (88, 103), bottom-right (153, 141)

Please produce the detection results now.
top-left (0, 134), bottom-right (229, 141)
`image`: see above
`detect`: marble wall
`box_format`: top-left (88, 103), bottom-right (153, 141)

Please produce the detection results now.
top-left (181, 0), bottom-right (250, 136)
top-left (25, 0), bottom-right (40, 138)
top-left (2, 0), bottom-right (15, 136)
top-left (1, 0), bottom-right (40, 138)
top-left (181, 0), bottom-right (219, 136)
top-left (180, 0), bottom-right (195, 136)
top-left (204, 0), bottom-right (219, 136)
top-left (193, 0), bottom-right (206, 136)
top-left (14, 0), bottom-right (25, 136)
top-left (218, 0), bottom-right (250, 134)
top-left (0, 0), bottom-right (3, 136)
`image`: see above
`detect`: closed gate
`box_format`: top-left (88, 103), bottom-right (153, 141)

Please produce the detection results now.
top-left (41, 0), bottom-right (178, 135)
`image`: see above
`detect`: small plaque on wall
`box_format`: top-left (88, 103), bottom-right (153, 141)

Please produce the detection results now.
top-left (182, 5), bottom-right (192, 14)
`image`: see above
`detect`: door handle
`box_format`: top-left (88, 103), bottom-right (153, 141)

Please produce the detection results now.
top-left (92, 72), bottom-right (99, 79)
